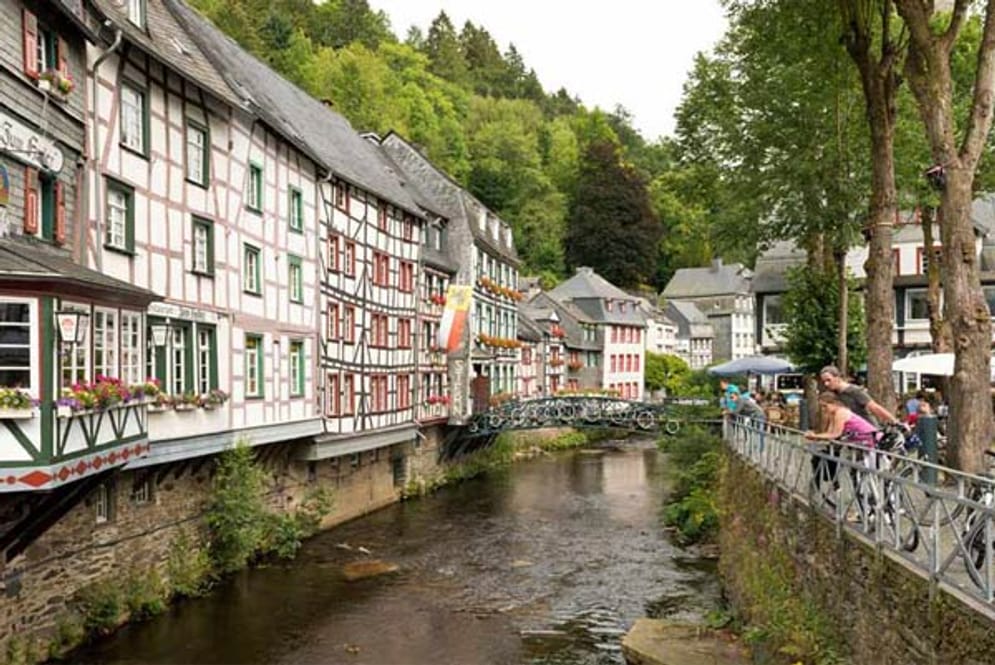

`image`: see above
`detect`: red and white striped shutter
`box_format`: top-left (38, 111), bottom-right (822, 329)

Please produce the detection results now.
top-left (22, 9), bottom-right (39, 79)
top-left (24, 168), bottom-right (39, 235)
top-left (54, 181), bottom-right (66, 244)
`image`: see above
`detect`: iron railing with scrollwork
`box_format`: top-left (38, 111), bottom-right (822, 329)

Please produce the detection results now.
top-left (726, 416), bottom-right (995, 610)
top-left (463, 396), bottom-right (715, 437)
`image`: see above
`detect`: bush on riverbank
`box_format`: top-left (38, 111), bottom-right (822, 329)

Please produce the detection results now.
top-left (206, 443), bottom-right (333, 572)
top-left (659, 427), bottom-right (722, 545)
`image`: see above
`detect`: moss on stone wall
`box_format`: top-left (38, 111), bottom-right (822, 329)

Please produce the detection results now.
top-left (719, 452), bottom-right (995, 665)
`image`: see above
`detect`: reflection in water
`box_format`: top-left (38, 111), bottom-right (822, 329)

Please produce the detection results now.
top-left (71, 437), bottom-right (721, 665)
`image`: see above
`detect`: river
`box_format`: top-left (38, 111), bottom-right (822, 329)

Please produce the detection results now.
top-left (70, 436), bottom-right (723, 665)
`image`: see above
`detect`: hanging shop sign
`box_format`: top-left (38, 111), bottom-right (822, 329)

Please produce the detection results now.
top-left (0, 111), bottom-right (64, 174)
top-left (0, 166), bottom-right (9, 207)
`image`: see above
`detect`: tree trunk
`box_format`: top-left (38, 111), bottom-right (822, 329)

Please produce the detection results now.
top-left (836, 248), bottom-right (849, 376)
top-left (941, 168), bottom-right (992, 474)
top-left (895, 0), bottom-right (995, 473)
top-left (921, 206), bottom-right (952, 352)
top-left (863, 110), bottom-right (897, 412)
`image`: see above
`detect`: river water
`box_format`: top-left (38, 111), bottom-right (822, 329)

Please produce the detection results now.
top-left (72, 437), bottom-right (723, 665)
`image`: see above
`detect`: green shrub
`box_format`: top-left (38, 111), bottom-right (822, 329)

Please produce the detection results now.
top-left (75, 580), bottom-right (124, 635)
top-left (167, 530), bottom-right (212, 598)
top-left (206, 443), bottom-right (268, 573)
top-left (124, 571), bottom-right (167, 619)
top-left (660, 427), bottom-right (723, 544)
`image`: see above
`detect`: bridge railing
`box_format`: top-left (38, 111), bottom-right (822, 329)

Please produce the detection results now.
top-left (725, 415), bottom-right (995, 608)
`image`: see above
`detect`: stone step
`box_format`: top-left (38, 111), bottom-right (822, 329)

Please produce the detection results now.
top-left (621, 620), bottom-right (750, 665)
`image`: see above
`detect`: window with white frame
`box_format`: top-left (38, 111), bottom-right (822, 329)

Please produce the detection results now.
top-left (247, 163), bottom-right (263, 211)
top-left (245, 335), bottom-right (262, 397)
top-left (171, 327), bottom-right (186, 396)
top-left (120, 83), bottom-right (146, 154)
top-left (105, 182), bottom-right (132, 252)
top-left (93, 309), bottom-right (118, 379)
top-left (121, 311), bottom-right (142, 385)
top-left (289, 255), bottom-right (303, 303)
top-left (197, 328), bottom-right (212, 395)
top-left (185, 122), bottom-right (208, 185)
top-left (290, 341), bottom-right (304, 396)
top-left (94, 483), bottom-right (111, 523)
top-left (192, 217), bottom-right (213, 275)
top-left (0, 300), bottom-right (34, 391)
top-left (244, 244), bottom-right (261, 294)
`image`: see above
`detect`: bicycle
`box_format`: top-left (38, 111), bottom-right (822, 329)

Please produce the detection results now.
top-left (808, 426), bottom-right (920, 552)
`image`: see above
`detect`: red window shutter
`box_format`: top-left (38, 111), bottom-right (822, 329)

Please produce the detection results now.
top-left (54, 180), bottom-right (66, 244)
top-left (22, 9), bottom-right (38, 79)
top-left (57, 37), bottom-right (69, 76)
top-left (24, 168), bottom-right (39, 235)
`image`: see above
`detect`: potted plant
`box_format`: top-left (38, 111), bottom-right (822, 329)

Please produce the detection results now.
top-left (0, 388), bottom-right (37, 418)
top-left (174, 392), bottom-right (200, 411)
top-left (38, 69), bottom-right (75, 98)
top-left (201, 389), bottom-right (229, 410)
top-left (148, 393), bottom-right (173, 413)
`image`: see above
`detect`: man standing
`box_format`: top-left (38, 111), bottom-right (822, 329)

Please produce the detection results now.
top-left (819, 365), bottom-right (901, 427)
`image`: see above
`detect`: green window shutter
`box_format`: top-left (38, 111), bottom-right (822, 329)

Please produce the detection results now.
top-left (208, 327), bottom-right (218, 390)
top-left (141, 89), bottom-right (150, 157)
top-left (207, 220), bottom-right (214, 274)
top-left (125, 188), bottom-right (135, 253)
top-left (289, 254), bottom-right (302, 302)
top-left (40, 177), bottom-right (54, 240)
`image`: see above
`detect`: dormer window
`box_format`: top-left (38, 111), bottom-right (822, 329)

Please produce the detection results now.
top-left (620, 302), bottom-right (627, 314)
top-left (606, 300), bottom-right (613, 312)
top-left (128, 0), bottom-right (145, 28)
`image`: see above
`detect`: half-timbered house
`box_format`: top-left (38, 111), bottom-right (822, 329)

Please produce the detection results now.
top-left (175, 6), bottom-right (428, 466)
top-left (87, 0), bottom-right (323, 483)
top-left (379, 133), bottom-right (521, 418)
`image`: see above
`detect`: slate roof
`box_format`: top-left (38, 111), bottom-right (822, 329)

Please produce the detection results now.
top-left (663, 259), bottom-right (752, 299)
top-left (378, 132), bottom-right (519, 263)
top-left (751, 241), bottom-right (806, 294)
top-left (0, 236), bottom-right (159, 302)
top-left (546, 267), bottom-right (646, 326)
top-left (166, 0), bottom-right (423, 217)
top-left (517, 310), bottom-right (543, 343)
top-left (526, 292), bottom-right (600, 351)
top-left (92, 0), bottom-right (242, 109)
top-left (665, 301), bottom-right (714, 340)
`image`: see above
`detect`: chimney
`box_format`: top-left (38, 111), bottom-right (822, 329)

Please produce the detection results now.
top-left (576, 266), bottom-right (594, 275)
top-left (710, 257), bottom-right (723, 272)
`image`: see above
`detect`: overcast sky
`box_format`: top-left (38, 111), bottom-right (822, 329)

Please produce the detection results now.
top-left (372, 0), bottom-right (728, 141)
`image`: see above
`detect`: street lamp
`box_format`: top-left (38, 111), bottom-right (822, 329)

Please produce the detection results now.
top-left (149, 320), bottom-right (172, 347)
top-left (54, 310), bottom-right (89, 345)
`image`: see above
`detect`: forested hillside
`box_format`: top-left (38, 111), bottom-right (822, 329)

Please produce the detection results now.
top-left (187, 0), bottom-right (711, 289)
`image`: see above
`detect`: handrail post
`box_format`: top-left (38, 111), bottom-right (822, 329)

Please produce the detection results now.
top-left (798, 398), bottom-right (809, 431)
top-left (918, 415), bottom-right (938, 485)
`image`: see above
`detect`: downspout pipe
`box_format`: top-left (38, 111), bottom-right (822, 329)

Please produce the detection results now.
top-left (88, 24), bottom-right (122, 272)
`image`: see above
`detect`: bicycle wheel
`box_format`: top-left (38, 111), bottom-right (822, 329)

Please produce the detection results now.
top-left (964, 520), bottom-right (990, 591)
top-left (663, 419), bottom-right (681, 435)
top-left (896, 457), bottom-right (964, 527)
top-left (634, 409), bottom-right (655, 430)
top-left (883, 480), bottom-right (920, 552)
top-left (810, 455), bottom-right (838, 513)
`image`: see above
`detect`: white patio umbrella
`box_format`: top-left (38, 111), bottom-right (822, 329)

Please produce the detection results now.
top-left (892, 353), bottom-right (955, 376)
top-left (892, 352), bottom-right (995, 381)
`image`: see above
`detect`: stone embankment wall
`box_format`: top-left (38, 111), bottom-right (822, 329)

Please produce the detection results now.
top-left (0, 426), bottom-right (450, 662)
top-left (719, 454), bottom-right (995, 665)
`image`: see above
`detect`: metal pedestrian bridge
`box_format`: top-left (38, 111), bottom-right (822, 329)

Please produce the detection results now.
top-left (464, 395), bottom-right (712, 437)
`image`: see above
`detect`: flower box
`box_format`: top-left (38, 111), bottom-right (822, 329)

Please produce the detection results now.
top-left (0, 408), bottom-right (35, 420)
top-left (173, 403), bottom-right (198, 412)
top-left (147, 405), bottom-right (171, 414)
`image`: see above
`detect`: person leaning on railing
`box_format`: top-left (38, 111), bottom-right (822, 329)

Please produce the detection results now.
top-left (818, 365), bottom-right (903, 428)
top-left (803, 392), bottom-right (878, 448)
